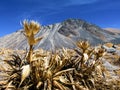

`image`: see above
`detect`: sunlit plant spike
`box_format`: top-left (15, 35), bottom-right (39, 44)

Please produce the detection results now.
top-left (33, 21), bottom-right (40, 34)
top-left (97, 48), bottom-right (105, 57)
top-left (81, 41), bottom-right (90, 50)
top-left (23, 20), bottom-right (32, 37)
top-left (83, 53), bottom-right (88, 61)
top-left (76, 41), bottom-right (90, 51)
top-left (34, 37), bottom-right (43, 45)
top-left (19, 65), bottom-right (31, 87)
top-left (29, 20), bottom-right (36, 29)
top-left (29, 20), bottom-right (40, 35)
top-left (95, 48), bottom-right (105, 58)
top-left (27, 32), bottom-right (36, 45)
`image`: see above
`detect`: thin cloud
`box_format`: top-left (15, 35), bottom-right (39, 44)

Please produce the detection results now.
top-left (19, 0), bottom-right (101, 23)
top-left (65, 0), bottom-right (99, 6)
top-left (19, 0), bottom-right (100, 18)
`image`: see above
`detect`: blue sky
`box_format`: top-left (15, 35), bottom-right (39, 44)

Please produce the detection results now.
top-left (0, 0), bottom-right (120, 36)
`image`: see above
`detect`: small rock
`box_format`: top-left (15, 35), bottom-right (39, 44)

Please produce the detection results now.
top-left (104, 43), bottom-right (114, 48)
top-left (102, 45), bottom-right (116, 53)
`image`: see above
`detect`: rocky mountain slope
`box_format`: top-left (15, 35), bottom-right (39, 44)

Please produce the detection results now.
top-left (104, 28), bottom-right (120, 34)
top-left (0, 18), bottom-right (120, 51)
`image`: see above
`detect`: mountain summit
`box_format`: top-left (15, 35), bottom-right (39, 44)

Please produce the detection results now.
top-left (0, 18), bottom-right (120, 51)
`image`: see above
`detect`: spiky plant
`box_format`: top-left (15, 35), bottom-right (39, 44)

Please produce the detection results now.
top-left (0, 54), bottom-right (24, 89)
top-left (0, 20), bottom-right (43, 89)
top-left (72, 41), bottom-right (106, 89)
top-left (23, 20), bottom-right (43, 63)
top-left (30, 48), bottom-right (75, 90)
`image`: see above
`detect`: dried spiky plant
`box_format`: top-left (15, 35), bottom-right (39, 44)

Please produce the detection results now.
top-left (72, 41), bottom-right (106, 89)
top-left (30, 48), bottom-right (75, 90)
top-left (23, 20), bottom-right (43, 63)
top-left (0, 20), bottom-right (43, 89)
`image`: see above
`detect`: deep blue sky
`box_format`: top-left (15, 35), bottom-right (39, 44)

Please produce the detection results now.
top-left (0, 0), bottom-right (120, 36)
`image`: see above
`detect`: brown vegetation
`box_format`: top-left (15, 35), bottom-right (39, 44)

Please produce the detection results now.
top-left (0, 20), bottom-right (120, 90)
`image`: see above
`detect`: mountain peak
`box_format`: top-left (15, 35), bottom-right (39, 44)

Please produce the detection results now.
top-left (0, 18), bottom-right (120, 50)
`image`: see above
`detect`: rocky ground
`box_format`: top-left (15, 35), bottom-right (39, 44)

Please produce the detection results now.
top-left (102, 43), bottom-right (120, 80)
